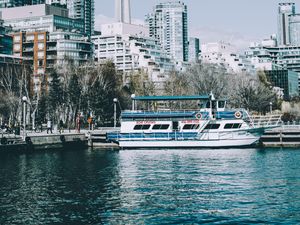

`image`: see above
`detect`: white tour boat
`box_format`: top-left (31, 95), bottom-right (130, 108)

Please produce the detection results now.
top-left (107, 94), bottom-right (281, 149)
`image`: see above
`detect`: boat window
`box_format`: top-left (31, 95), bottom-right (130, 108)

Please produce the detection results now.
top-left (183, 124), bottom-right (200, 130)
top-left (204, 124), bottom-right (220, 130)
top-left (218, 101), bottom-right (225, 108)
top-left (224, 123), bottom-right (242, 129)
top-left (134, 124), bottom-right (151, 130)
top-left (205, 101), bottom-right (210, 108)
top-left (173, 121), bottom-right (179, 130)
top-left (152, 124), bottom-right (170, 130)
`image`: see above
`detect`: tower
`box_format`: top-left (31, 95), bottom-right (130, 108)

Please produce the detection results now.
top-left (67, 0), bottom-right (94, 37)
top-left (146, 1), bottom-right (189, 62)
top-left (115, 0), bottom-right (131, 24)
top-left (278, 2), bottom-right (295, 46)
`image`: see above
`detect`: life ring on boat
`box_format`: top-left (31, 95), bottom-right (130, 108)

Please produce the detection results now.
top-left (195, 113), bottom-right (202, 120)
top-left (235, 111), bottom-right (242, 119)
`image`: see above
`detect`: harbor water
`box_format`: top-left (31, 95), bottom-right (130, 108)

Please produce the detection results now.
top-left (1, 148), bottom-right (300, 224)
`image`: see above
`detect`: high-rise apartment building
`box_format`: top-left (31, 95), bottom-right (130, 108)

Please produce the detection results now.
top-left (146, 1), bottom-right (189, 62)
top-left (189, 37), bottom-right (200, 63)
top-left (67, 0), bottom-right (94, 37)
top-left (289, 14), bottom-right (300, 45)
top-left (93, 23), bottom-right (174, 90)
top-left (278, 2), bottom-right (295, 46)
top-left (115, 0), bottom-right (131, 23)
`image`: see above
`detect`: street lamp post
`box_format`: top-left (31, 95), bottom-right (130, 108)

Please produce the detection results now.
top-left (270, 102), bottom-right (273, 114)
top-left (131, 94), bottom-right (136, 111)
top-left (113, 98), bottom-right (118, 128)
top-left (22, 96), bottom-right (27, 141)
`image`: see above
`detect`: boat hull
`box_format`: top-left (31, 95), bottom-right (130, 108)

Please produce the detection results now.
top-left (118, 137), bottom-right (260, 149)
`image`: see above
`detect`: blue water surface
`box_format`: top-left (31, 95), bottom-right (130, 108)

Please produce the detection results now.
top-left (1, 148), bottom-right (300, 224)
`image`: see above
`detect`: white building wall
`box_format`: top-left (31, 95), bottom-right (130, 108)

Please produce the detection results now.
top-left (101, 22), bottom-right (149, 37)
top-left (201, 42), bottom-right (255, 74)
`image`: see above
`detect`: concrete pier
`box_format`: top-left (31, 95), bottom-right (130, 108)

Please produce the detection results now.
top-left (87, 128), bottom-right (119, 150)
top-left (261, 125), bottom-right (300, 147)
top-left (0, 128), bottom-right (120, 151)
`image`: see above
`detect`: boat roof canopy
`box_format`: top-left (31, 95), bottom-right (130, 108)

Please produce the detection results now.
top-left (132, 95), bottom-right (210, 101)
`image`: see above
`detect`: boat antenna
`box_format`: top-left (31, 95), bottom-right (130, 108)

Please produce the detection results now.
top-left (210, 91), bottom-right (215, 101)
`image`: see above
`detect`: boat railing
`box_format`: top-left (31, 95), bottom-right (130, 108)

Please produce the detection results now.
top-left (107, 127), bottom-right (260, 142)
top-left (121, 109), bottom-right (211, 121)
top-left (122, 109), bottom-right (207, 114)
top-left (249, 114), bottom-right (282, 128)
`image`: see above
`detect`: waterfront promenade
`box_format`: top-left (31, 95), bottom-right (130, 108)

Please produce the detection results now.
top-left (0, 128), bottom-right (119, 151)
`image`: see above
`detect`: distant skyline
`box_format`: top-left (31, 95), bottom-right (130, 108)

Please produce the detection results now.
top-left (95, 0), bottom-right (300, 50)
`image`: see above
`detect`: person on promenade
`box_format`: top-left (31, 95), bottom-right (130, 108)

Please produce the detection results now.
top-left (59, 119), bottom-right (64, 134)
top-left (76, 114), bottom-right (81, 133)
top-left (47, 119), bottom-right (53, 134)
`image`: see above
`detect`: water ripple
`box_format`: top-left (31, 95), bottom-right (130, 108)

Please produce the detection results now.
top-left (1, 148), bottom-right (300, 224)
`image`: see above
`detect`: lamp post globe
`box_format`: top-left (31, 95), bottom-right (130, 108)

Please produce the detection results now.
top-left (113, 98), bottom-right (118, 128)
top-left (22, 96), bottom-right (27, 102)
top-left (131, 94), bottom-right (136, 111)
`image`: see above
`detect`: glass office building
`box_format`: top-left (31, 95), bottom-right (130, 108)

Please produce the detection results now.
top-left (265, 68), bottom-right (299, 100)
top-left (0, 19), bottom-right (12, 55)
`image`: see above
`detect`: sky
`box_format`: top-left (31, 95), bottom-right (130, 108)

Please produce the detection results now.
top-left (95, 0), bottom-right (300, 50)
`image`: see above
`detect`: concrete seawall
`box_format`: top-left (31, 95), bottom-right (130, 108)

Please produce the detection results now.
top-left (27, 133), bottom-right (87, 150)
top-left (261, 125), bottom-right (300, 147)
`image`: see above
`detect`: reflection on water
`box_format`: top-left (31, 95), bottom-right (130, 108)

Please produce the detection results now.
top-left (1, 148), bottom-right (300, 224)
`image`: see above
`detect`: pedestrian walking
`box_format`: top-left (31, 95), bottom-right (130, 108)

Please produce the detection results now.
top-left (76, 114), bottom-right (81, 133)
top-left (47, 119), bottom-right (53, 134)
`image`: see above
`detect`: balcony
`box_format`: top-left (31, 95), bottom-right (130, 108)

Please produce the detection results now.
top-left (23, 48), bottom-right (34, 52)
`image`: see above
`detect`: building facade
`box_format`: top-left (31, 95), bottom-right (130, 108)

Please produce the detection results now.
top-left (189, 37), bottom-right (200, 63)
top-left (145, 1), bottom-right (189, 63)
top-left (13, 31), bottom-right (92, 92)
top-left (289, 13), bottom-right (300, 46)
top-left (0, 0), bottom-right (47, 8)
top-left (265, 68), bottom-right (299, 100)
top-left (1, 4), bottom-right (84, 34)
top-left (201, 42), bottom-right (255, 74)
top-left (278, 2), bottom-right (295, 46)
top-left (67, 0), bottom-right (94, 37)
top-left (246, 41), bottom-right (300, 90)
top-left (0, 17), bottom-right (12, 54)
top-left (93, 23), bottom-right (174, 89)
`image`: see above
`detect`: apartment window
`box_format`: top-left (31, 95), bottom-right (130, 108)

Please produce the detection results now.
top-left (38, 43), bottom-right (44, 49)
top-left (14, 44), bottom-right (20, 51)
top-left (26, 35), bottom-right (34, 41)
top-left (37, 51), bottom-right (44, 57)
top-left (38, 34), bottom-right (45, 40)
top-left (14, 36), bottom-right (20, 42)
